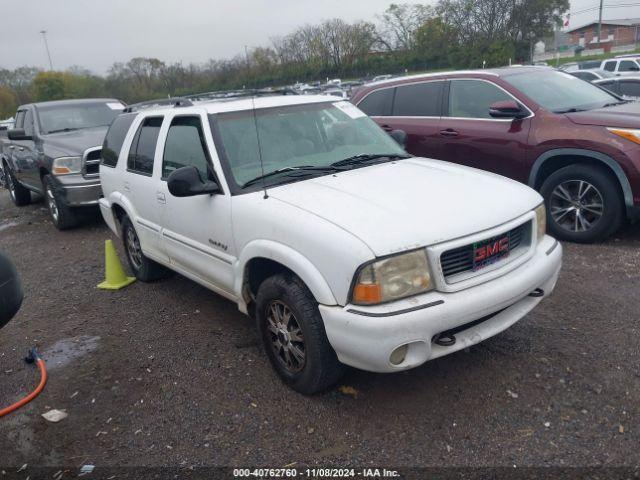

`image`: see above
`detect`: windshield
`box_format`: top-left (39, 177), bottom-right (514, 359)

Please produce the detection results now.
top-left (504, 70), bottom-right (619, 113)
top-left (213, 101), bottom-right (406, 188)
top-left (38, 102), bottom-right (124, 134)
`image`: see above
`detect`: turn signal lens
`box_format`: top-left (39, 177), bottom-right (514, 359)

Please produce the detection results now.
top-left (351, 250), bottom-right (433, 305)
top-left (607, 127), bottom-right (640, 145)
top-left (52, 156), bottom-right (82, 175)
top-left (535, 203), bottom-right (547, 244)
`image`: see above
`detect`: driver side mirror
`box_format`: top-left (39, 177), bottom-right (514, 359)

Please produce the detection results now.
top-left (8, 128), bottom-right (32, 141)
top-left (489, 100), bottom-right (528, 119)
top-left (167, 166), bottom-right (220, 197)
top-left (0, 251), bottom-right (23, 329)
top-left (389, 129), bottom-right (407, 148)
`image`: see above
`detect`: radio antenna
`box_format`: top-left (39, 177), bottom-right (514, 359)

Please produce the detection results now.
top-left (250, 94), bottom-right (268, 200)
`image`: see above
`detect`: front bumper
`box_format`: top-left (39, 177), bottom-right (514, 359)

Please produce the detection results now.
top-left (52, 174), bottom-right (101, 207)
top-left (320, 235), bottom-right (562, 373)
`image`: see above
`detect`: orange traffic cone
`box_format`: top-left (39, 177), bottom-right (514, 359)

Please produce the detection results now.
top-left (97, 240), bottom-right (136, 290)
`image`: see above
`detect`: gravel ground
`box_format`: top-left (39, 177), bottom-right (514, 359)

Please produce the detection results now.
top-left (0, 189), bottom-right (638, 478)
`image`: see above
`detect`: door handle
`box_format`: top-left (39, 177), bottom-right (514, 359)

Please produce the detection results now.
top-left (123, 181), bottom-right (131, 192)
top-left (8, 145), bottom-right (14, 149)
top-left (17, 147), bottom-right (24, 151)
top-left (380, 124), bottom-right (393, 132)
top-left (156, 192), bottom-right (166, 204)
top-left (440, 129), bottom-right (459, 137)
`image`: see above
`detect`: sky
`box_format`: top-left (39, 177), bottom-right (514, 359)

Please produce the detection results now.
top-left (0, 0), bottom-right (637, 74)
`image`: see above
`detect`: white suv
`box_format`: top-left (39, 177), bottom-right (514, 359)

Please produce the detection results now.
top-left (99, 93), bottom-right (562, 394)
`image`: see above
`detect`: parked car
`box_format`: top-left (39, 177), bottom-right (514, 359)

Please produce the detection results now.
top-left (594, 76), bottom-right (640, 100)
top-left (0, 99), bottom-right (125, 229)
top-left (568, 69), bottom-right (614, 82)
top-left (372, 74), bottom-right (394, 82)
top-left (560, 60), bottom-right (603, 72)
top-left (0, 250), bottom-right (23, 329)
top-left (600, 57), bottom-right (640, 76)
top-left (99, 94), bottom-right (562, 394)
top-left (350, 66), bottom-right (640, 243)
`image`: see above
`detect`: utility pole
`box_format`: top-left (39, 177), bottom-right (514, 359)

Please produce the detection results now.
top-left (597, 0), bottom-right (604, 45)
top-left (40, 30), bottom-right (53, 70)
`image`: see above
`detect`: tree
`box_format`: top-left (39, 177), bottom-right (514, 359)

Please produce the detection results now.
top-left (31, 71), bottom-right (67, 101)
top-left (0, 86), bottom-right (18, 119)
top-left (377, 3), bottom-right (433, 51)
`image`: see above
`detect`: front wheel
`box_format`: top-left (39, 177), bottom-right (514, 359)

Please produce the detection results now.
top-left (540, 165), bottom-right (624, 243)
top-left (256, 274), bottom-right (344, 395)
top-left (43, 175), bottom-right (79, 230)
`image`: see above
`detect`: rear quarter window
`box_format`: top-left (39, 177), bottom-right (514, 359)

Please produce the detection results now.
top-left (357, 88), bottom-right (394, 116)
top-left (392, 81), bottom-right (443, 116)
top-left (101, 113), bottom-right (137, 168)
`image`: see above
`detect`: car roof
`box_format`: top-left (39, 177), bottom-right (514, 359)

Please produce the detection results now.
top-left (131, 94), bottom-right (340, 116)
top-left (29, 98), bottom-right (123, 109)
top-left (594, 75), bottom-right (640, 82)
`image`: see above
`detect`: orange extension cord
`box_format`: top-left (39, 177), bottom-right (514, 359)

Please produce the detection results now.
top-left (0, 350), bottom-right (47, 418)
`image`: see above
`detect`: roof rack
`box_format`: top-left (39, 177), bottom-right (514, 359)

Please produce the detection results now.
top-left (122, 97), bottom-right (193, 113)
top-left (186, 87), bottom-right (299, 102)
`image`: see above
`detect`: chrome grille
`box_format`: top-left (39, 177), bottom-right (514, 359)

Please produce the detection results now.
top-left (440, 222), bottom-right (530, 280)
top-left (82, 147), bottom-right (101, 177)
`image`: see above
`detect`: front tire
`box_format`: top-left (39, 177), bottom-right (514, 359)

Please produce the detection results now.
top-left (256, 273), bottom-right (344, 394)
top-left (540, 165), bottom-right (623, 243)
top-left (6, 167), bottom-right (31, 207)
top-left (120, 215), bottom-right (172, 282)
top-left (43, 175), bottom-right (79, 230)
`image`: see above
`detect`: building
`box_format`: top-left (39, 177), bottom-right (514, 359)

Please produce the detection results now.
top-left (566, 18), bottom-right (640, 50)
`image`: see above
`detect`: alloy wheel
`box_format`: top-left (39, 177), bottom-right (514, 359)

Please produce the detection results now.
top-left (125, 227), bottom-right (143, 270)
top-left (6, 173), bottom-right (15, 201)
top-left (46, 186), bottom-right (59, 223)
top-left (265, 300), bottom-right (306, 373)
top-left (550, 179), bottom-right (604, 233)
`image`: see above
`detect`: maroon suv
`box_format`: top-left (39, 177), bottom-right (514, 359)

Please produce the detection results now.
top-left (351, 66), bottom-right (640, 242)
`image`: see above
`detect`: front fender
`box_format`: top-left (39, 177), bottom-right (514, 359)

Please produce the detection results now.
top-left (235, 240), bottom-right (338, 309)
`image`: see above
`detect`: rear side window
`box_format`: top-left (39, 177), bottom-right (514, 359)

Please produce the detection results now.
top-left (619, 80), bottom-right (640, 97)
top-left (162, 116), bottom-right (211, 180)
top-left (357, 88), bottom-right (394, 116)
top-left (603, 61), bottom-right (616, 72)
top-left (127, 117), bottom-right (163, 175)
top-left (392, 81), bottom-right (443, 117)
top-left (101, 113), bottom-right (137, 168)
top-left (448, 80), bottom-right (512, 119)
top-left (619, 60), bottom-right (640, 72)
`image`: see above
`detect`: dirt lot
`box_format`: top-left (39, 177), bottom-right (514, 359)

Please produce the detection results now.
top-left (0, 188), bottom-right (638, 478)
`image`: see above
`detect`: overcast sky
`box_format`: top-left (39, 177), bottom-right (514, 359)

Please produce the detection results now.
top-left (0, 0), bottom-right (635, 74)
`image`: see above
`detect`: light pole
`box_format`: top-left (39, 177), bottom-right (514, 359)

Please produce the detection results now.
top-left (40, 30), bottom-right (53, 70)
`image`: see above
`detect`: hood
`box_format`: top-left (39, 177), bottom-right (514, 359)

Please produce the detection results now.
top-left (269, 158), bottom-right (542, 256)
top-left (566, 101), bottom-right (640, 128)
top-left (43, 126), bottom-right (108, 157)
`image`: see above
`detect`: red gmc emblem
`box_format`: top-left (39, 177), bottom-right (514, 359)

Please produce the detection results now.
top-left (474, 236), bottom-right (510, 263)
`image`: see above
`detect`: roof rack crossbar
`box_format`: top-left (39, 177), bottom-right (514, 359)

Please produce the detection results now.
top-left (123, 97), bottom-right (193, 113)
top-left (186, 87), bottom-right (299, 102)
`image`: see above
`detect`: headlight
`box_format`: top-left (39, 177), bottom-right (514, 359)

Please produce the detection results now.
top-left (607, 127), bottom-right (640, 145)
top-left (351, 249), bottom-right (433, 305)
top-left (535, 203), bottom-right (546, 244)
top-left (52, 156), bottom-right (82, 175)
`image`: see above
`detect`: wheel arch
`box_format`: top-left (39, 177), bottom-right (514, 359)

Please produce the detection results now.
top-left (236, 240), bottom-right (338, 315)
top-left (529, 148), bottom-right (634, 212)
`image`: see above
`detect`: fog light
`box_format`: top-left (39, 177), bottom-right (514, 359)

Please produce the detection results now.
top-left (389, 344), bottom-right (408, 365)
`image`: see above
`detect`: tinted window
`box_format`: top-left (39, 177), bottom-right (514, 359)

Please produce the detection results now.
top-left (580, 61), bottom-right (602, 69)
top-left (392, 81), bottom-right (443, 117)
top-left (14, 111), bottom-right (25, 129)
top-left (619, 60), bottom-right (640, 72)
top-left (619, 80), bottom-right (640, 97)
top-left (603, 61), bottom-right (616, 72)
top-left (162, 116), bottom-right (210, 180)
top-left (448, 80), bottom-right (511, 119)
top-left (572, 71), bottom-right (596, 81)
top-left (23, 110), bottom-right (35, 136)
top-left (596, 81), bottom-right (616, 94)
top-left (101, 113), bottom-right (137, 168)
top-left (127, 117), bottom-right (162, 175)
top-left (357, 88), bottom-right (394, 116)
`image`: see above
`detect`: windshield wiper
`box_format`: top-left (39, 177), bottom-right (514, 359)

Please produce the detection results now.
top-left (554, 107), bottom-right (588, 114)
top-left (602, 100), bottom-right (630, 108)
top-left (45, 127), bottom-right (83, 134)
top-left (330, 153), bottom-right (411, 168)
top-left (242, 165), bottom-right (342, 188)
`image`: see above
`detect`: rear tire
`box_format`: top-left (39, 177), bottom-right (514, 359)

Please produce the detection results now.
top-left (256, 273), bottom-right (344, 394)
top-left (121, 215), bottom-right (172, 282)
top-left (43, 175), bottom-right (79, 230)
top-left (540, 164), bottom-right (623, 243)
top-left (6, 166), bottom-right (31, 207)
